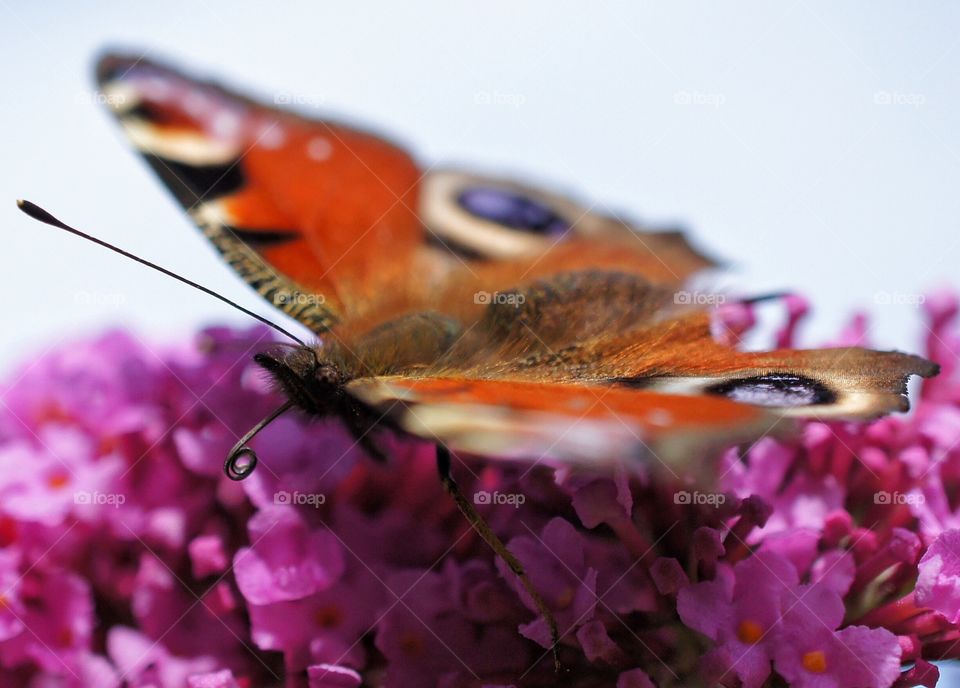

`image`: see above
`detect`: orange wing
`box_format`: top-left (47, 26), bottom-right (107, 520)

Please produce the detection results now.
top-left (97, 53), bottom-right (422, 330)
top-left (325, 272), bottom-right (935, 439)
top-left (347, 376), bottom-right (777, 475)
top-left (95, 53), bottom-right (713, 333)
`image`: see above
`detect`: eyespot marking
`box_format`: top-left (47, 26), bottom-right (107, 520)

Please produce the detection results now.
top-left (457, 187), bottom-right (568, 236)
top-left (705, 374), bottom-right (836, 408)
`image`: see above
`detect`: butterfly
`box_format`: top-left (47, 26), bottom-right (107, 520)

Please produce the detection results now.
top-left (22, 52), bottom-right (937, 663)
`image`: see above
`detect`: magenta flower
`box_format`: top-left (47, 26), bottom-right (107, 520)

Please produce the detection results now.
top-left (916, 529), bottom-right (960, 623)
top-left (2, 295), bottom-right (960, 685)
top-left (498, 517), bottom-right (599, 648)
top-left (233, 505), bottom-right (345, 605)
top-left (774, 584), bottom-right (901, 688)
top-left (307, 663), bottom-right (362, 687)
top-left (678, 550), bottom-right (799, 688)
top-left (0, 569), bottom-right (93, 674)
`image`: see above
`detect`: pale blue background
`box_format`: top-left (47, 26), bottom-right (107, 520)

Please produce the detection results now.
top-left (4, 2), bottom-right (960, 363)
top-left (2, 0), bottom-right (960, 683)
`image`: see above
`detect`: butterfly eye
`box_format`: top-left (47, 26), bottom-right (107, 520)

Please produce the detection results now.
top-left (705, 374), bottom-right (836, 407)
top-left (457, 187), bottom-right (569, 236)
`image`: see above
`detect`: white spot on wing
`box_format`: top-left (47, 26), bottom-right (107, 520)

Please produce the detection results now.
top-left (258, 123), bottom-right (286, 150)
top-left (212, 111), bottom-right (242, 138)
top-left (307, 137), bottom-right (333, 161)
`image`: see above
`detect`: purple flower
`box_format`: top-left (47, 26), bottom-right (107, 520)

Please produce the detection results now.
top-left (186, 669), bottom-right (241, 688)
top-left (774, 585), bottom-right (900, 688)
top-left (246, 569), bottom-right (383, 670)
top-left (2, 292), bottom-right (960, 685)
top-left (0, 569), bottom-right (93, 674)
top-left (233, 505), bottom-right (345, 605)
top-left (498, 518), bottom-right (599, 648)
top-left (916, 529), bottom-right (960, 623)
top-left (107, 626), bottom-right (217, 686)
top-left (307, 663), bottom-right (363, 688)
top-left (678, 550), bottom-right (799, 688)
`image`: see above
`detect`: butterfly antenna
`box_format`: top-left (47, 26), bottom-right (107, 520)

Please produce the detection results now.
top-left (740, 291), bottom-right (791, 305)
top-left (225, 400), bottom-right (295, 480)
top-left (15, 200), bottom-right (307, 346)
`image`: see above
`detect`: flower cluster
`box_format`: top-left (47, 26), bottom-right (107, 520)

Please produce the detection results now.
top-left (0, 293), bottom-right (959, 687)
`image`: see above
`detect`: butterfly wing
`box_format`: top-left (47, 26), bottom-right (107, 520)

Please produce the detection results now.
top-left (414, 271), bottom-right (936, 420)
top-left (347, 376), bottom-right (778, 474)
top-left (97, 53), bottom-right (423, 331)
top-left (340, 271), bottom-right (935, 472)
top-left (95, 54), bottom-right (714, 334)
top-left (345, 341), bottom-right (934, 474)
top-left (419, 169), bottom-right (715, 282)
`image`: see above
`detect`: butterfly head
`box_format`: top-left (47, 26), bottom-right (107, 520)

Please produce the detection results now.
top-left (253, 345), bottom-right (347, 417)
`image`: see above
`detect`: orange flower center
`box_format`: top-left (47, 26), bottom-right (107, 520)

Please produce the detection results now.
top-left (802, 649), bottom-right (828, 673)
top-left (47, 473), bottom-right (70, 490)
top-left (737, 619), bottom-right (764, 644)
top-left (556, 587), bottom-right (575, 609)
top-left (399, 631), bottom-right (425, 657)
top-left (313, 605), bottom-right (343, 628)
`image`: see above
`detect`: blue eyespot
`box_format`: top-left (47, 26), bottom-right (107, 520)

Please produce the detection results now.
top-left (705, 374), bottom-right (836, 407)
top-left (457, 187), bottom-right (568, 236)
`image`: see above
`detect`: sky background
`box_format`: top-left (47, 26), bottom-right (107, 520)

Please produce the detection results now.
top-left (4, 2), bottom-right (960, 366)
top-left (2, 1), bottom-right (960, 683)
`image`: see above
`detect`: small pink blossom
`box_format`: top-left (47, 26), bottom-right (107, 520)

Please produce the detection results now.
top-left (233, 505), bottom-right (345, 605)
top-left (916, 529), bottom-right (960, 623)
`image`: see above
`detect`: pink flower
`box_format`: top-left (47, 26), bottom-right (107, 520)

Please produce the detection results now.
top-left (107, 626), bottom-right (217, 686)
top-left (916, 529), bottom-right (960, 623)
top-left (498, 518), bottom-right (599, 648)
top-left (233, 505), bottom-right (345, 605)
top-left (3, 292), bottom-right (960, 685)
top-left (307, 663), bottom-right (362, 688)
top-left (375, 563), bottom-right (531, 687)
top-left (774, 585), bottom-right (900, 688)
top-left (247, 569), bottom-right (382, 670)
top-left (678, 550), bottom-right (799, 688)
top-left (186, 669), bottom-right (241, 688)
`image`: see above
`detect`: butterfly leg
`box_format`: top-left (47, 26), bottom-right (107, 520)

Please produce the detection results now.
top-left (435, 444), bottom-right (561, 671)
top-left (342, 412), bottom-right (389, 463)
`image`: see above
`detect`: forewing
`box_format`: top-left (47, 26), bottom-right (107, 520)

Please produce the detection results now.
top-left (96, 53), bottom-right (424, 331)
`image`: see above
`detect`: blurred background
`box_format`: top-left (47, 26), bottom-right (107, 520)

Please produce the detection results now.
top-left (3, 1), bottom-right (960, 682)
top-left (3, 2), bottom-right (958, 360)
